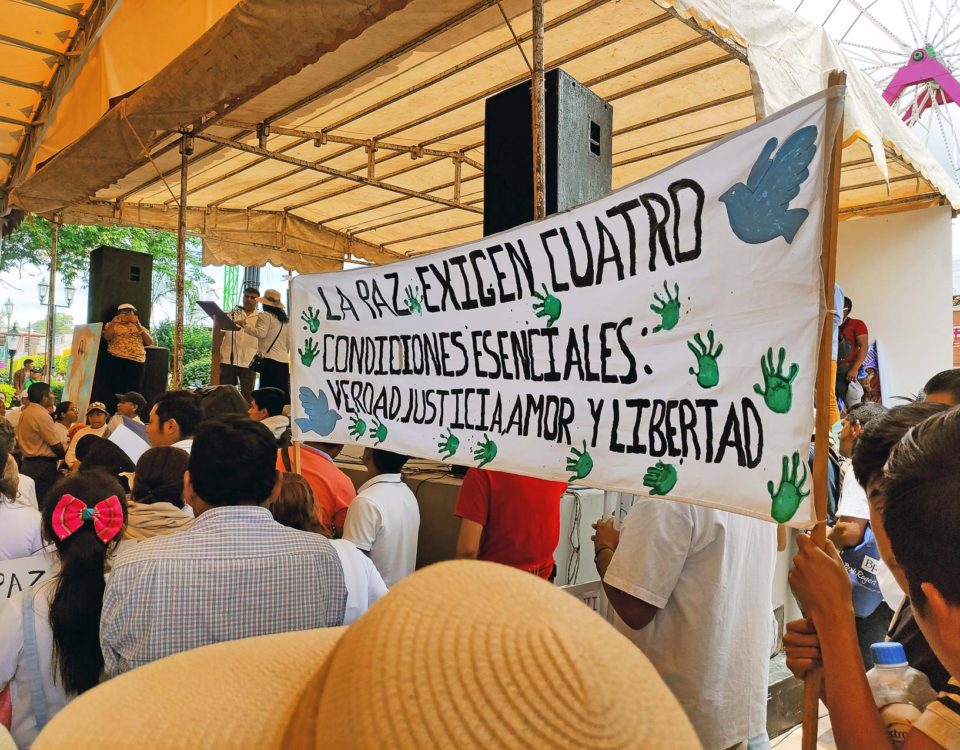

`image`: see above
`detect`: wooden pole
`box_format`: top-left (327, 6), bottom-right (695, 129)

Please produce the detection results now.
top-left (531, 0), bottom-right (546, 221)
top-left (44, 213), bottom-right (61, 383)
top-left (803, 68), bottom-right (847, 750)
top-left (173, 135), bottom-right (193, 390)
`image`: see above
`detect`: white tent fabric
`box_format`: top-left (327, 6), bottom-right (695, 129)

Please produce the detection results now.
top-left (7, 0), bottom-right (959, 271)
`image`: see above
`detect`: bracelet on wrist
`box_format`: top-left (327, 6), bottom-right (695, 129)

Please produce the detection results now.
top-left (594, 544), bottom-right (614, 562)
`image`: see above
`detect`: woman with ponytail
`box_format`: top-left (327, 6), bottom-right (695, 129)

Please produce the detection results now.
top-left (124, 447), bottom-right (194, 541)
top-left (0, 471), bottom-right (126, 748)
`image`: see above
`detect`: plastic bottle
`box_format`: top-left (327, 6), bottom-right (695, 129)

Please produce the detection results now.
top-left (867, 642), bottom-right (938, 748)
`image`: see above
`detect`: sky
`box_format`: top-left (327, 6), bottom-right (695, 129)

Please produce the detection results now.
top-left (1, 0), bottom-right (959, 337)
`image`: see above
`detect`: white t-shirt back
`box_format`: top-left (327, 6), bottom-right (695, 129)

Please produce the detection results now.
top-left (342, 474), bottom-right (420, 588)
top-left (0, 499), bottom-right (44, 561)
top-left (836, 460), bottom-right (869, 519)
top-left (0, 581), bottom-right (71, 749)
top-left (329, 539), bottom-right (388, 623)
top-left (604, 498), bottom-right (776, 750)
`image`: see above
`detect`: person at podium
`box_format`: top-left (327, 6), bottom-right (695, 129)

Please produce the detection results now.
top-left (102, 303), bottom-right (153, 412)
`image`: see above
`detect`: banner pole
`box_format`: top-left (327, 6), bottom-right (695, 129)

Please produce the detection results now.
top-left (802, 68), bottom-right (846, 750)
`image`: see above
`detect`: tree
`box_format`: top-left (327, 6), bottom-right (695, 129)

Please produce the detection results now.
top-left (0, 215), bottom-right (213, 314)
top-left (29, 312), bottom-right (74, 337)
top-left (152, 320), bottom-right (213, 378)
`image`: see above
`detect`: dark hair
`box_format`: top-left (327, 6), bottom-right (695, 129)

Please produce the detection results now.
top-left (23, 358), bottom-right (34, 365)
top-left (243, 287), bottom-right (260, 296)
top-left (74, 434), bottom-right (106, 464)
top-left (371, 448), bottom-right (408, 474)
top-left (262, 303), bottom-right (289, 324)
top-left (199, 386), bottom-right (248, 420)
top-left (27, 382), bottom-right (50, 403)
top-left (883, 408), bottom-right (960, 610)
top-left (189, 416), bottom-right (277, 506)
top-left (40, 471), bottom-right (127, 695)
top-left (80, 441), bottom-right (136, 492)
top-left (843, 296), bottom-right (852, 313)
top-left (0, 419), bottom-right (15, 453)
top-left (845, 402), bottom-right (887, 428)
top-left (153, 390), bottom-right (202, 438)
top-left (250, 387), bottom-right (288, 417)
top-left (852, 402), bottom-right (950, 488)
top-left (922, 369), bottom-right (960, 406)
top-left (132, 447), bottom-right (189, 508)
top-left (270, 473), bottom-right (322, 533)
top-left (53, 401), bottom-right (75, 423)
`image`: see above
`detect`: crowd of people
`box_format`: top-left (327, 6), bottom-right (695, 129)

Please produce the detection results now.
top-left (1, 353), bottom-right (959, 747)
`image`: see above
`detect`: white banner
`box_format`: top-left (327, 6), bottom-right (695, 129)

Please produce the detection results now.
top-left (291, 89), bottom-right (843, 526)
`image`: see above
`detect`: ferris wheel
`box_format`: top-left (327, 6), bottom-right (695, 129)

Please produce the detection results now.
top-left (790, 0), bottom-right (960, 183)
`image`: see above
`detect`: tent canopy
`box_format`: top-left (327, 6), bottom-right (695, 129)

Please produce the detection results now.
top-left (6, 0), bottom-right (960, 273)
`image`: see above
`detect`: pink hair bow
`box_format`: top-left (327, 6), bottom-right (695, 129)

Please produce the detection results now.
top-left (51, 494), bottom-right (124, 544)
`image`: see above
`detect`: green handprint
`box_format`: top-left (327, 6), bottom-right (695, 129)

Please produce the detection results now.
top-left (650, 281), bottom-right (681, 333)
top-left (300, 306), bottom-right (321, 333)
top-left (768, 451), bottom-right (810, 523)
top-left (437, 430), bottom-right (460, 460)
top-left (687, 330), bottom-right (723, 389)
top-left (348, 415), bottom-right (367, 440)
top-left (404, 285), bottom-right (423, 316)
top-left (532, 284), bottom-right (562, 327)
top-left (473, 434), bottom-right (497, 468)
top-left (753, 347), bottom-right (800, 414)
top-left (298, 337), bottom-right (320, 367)
top-left (642, 461), bottom-right (678, 496)
top-left (565, 441), bottom-right (593, 481)
top-left (369, 417), bottom-right (388, 446)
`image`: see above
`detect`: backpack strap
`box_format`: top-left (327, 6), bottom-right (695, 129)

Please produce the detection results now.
top-left (278, 426), bottom-right (293, 472)
top-left (21, 587), bottom-right (52, 731)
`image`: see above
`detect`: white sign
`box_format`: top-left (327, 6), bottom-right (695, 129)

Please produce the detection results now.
top-left (0, 554), bottom-right (56, 601)
top-left (291, 89), bottom-right (842, 526)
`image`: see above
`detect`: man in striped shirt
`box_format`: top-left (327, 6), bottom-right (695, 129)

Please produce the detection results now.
top-left (100, 415), bottom-right (385, 675)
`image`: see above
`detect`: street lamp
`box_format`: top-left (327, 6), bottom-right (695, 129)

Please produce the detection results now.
top-left (37, 281), bottom-right (75, 307)
top-left (6, 322), bottom-right (19, 387)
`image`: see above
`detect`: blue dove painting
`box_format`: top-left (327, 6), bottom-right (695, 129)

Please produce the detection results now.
top-left (295, 386), bottom-right (342, 436)
top-left (719, 125), bottom-right (818, 244)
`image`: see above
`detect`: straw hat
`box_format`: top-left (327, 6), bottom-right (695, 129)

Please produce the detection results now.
top-left (256, 289), bottom-right (285, 309)
top-left (34, 561), bottom-right (700, 749)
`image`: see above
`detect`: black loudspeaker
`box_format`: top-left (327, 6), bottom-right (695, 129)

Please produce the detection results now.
top-left (483, 68), bottom-right (613, 236)
top-left (141, 347), bottom-right (169, 405)
top-left (87, 245), bottom-right (154, 327)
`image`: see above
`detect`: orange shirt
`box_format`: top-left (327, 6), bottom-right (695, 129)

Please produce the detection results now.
top-left (276, 445), bottom-right (356, 536)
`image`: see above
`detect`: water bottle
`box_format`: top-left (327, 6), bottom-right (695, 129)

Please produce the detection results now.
top-left (867, 642), bottom-right (937, 748)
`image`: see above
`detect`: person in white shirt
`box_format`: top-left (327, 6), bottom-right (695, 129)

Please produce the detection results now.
top-left (828, 401), bottom-right (892, 667)
top-left (0, 420), bottom-right (38, 511)
top-left (145, 390), bottom-right (202, 455)
top-left (64, 403), bottom-right (109, 471)
top-left (342, 448), bottom-right (420, 588)
top-left (593, 498), bottom-right (776, 750)
top-left (0, 471), bottom-right (128, 748)
top-left (219, 287), bottom-right (261, 403)
top-left (241, 289), bottom-right (290, 397)
top-left (0, 440), bottom-right (44, 559)
top-left (248, 387), bottom-right (290, 440)
top-left (4, 391), bottom-right (29, 429)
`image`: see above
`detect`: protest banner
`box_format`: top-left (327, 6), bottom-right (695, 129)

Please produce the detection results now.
top-left (290, 88), bottom-right (843, 527)
top-left (0, 553), bottom-right (56, 601)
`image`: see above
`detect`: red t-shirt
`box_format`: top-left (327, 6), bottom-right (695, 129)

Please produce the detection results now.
top-left (277, 445), bottom-right (356, 535)
top-left (455, 469), bottom-right (567, 579)
top-left (839, 317), bottom-right (868, 365)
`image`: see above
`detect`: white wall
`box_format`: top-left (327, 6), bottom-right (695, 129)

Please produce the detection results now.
top-left (836, 206), bottom-right (954, 403)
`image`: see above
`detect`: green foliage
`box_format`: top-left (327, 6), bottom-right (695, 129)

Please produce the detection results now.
top-left (152, 321), bottom-right (213, 378)
top-left (28, 313), bottom-right (74, 337)
top-left (0, 215), bottom-right (213, 314)
top-left (182, 359), bottom-right (211, 387)
top-left (0, 384), bottom-right (14, 403)
top-left (13, 354), bottom-right (68, 378)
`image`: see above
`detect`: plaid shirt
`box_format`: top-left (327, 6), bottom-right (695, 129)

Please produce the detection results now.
top-left (101, 506), bottom-right (346, 676)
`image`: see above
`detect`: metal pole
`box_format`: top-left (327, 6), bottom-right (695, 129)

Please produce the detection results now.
top-left (173, 135), bottom-right (193, 389)
top-left (44, 214), bottom-right (60, 383)
top-left (531, 0), bottom-right (546, 220)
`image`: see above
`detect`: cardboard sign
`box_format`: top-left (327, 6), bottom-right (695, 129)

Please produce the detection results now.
top-left (290, 90), bottom-right (841, 526)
